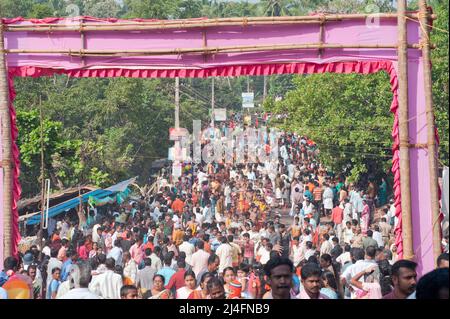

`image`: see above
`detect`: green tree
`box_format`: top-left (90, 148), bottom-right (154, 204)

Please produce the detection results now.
top-left (430, 0), bottom-right (449, 166)
top-left (265, 72), bottom-right (394, 184)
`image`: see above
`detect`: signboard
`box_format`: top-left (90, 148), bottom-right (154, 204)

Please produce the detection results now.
top-left (242, 92), bottom-right (254, 108)
top-left (214, 108), bottom-right (227, 121)
top-left (169, 127), bottom-right (189, 141)
top-left (168, 147), bottom-right (174, 161)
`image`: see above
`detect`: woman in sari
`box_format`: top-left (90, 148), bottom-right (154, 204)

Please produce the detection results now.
top-left (361, 199), bottom-right (370, 235)
top-left (188, 272), bottom-right (214, 299)
top-left (147, 275), bottom-right (173, 299)
top-left (176, 270), bottom-right (197, 299)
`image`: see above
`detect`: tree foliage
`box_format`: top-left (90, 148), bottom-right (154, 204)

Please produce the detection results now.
top-left (264, 73), bottom-right (394, 184)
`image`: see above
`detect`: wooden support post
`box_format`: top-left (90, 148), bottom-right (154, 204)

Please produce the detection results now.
top-left (397, 0), bottom-right (414, 260)
top-left (202, 30), bottom-right (207, 63)
top-left (318, 16), bottom-right (325, 59)
top-left (418, 0), bottom-right (442, 265)
top-left (80, 18), bottom-right (86, 67)
top-left (0, 21), bottom-right (13, 258)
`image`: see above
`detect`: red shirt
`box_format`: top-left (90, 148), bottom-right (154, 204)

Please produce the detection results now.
top-left (331, 206), bottom-right (344, 225)
top-left (165, 268), bottom-right (186, 291)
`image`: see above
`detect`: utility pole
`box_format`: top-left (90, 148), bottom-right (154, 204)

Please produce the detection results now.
top-left (175, 77), bottom-right (180, 129)
top-left (38, 96), bottom-right (45, 250)
top-left (211, 77), bottom-right (215, 127)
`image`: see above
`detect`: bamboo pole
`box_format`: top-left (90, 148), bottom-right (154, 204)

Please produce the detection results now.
top-left (3, 43), bottom-right (431, 58)
top-left (3, 13), bottom-right (437, 32)
top-left (318, 19), bottom-right (325, 59)
top-left (397, 0), bottom-right (414, 261)
top-left (418, 0), bottom-right (442, 266)
top-left (38, 96), bottom-right (44, 250)
top-left (0, 21), bottom-right (13, 258)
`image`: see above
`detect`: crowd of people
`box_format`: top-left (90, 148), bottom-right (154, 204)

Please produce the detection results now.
top-left (0, 112), bottom-right (448, 299)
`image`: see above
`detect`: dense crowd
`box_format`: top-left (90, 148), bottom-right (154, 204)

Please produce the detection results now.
top-left (0, 112), bottom-right (448, 299)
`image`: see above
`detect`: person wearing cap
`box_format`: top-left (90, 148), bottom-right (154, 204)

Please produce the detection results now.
top-left (227, 280), bottom-right (242, 299)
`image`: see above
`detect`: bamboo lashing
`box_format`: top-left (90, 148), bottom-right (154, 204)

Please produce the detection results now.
top-left (3, 42), bottom-right (433, 57)
top-left (397, 0), bottom-right (414, 261)
top-left (3, 13), bottom-right (437, 32)
top-left (418, 0), bottom-right (442, 267)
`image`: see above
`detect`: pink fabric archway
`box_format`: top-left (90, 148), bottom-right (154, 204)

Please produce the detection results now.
top-left (0, 15), bottom-right (440, 275)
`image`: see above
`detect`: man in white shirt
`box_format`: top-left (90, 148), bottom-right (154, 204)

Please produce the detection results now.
top-left (291, 237), bottom-right (304, 267)
top-left (372, 225), bottom-right (384, 248)
top-left (320, 234), bottom-right (333, 256)
top-left (342, 221), bottom-right (354, 245)
top-left (149, 248), bottom-right (162, 272)
top-left (304, 241), bottom-right (316, 261)
top-left (341, 246), bottom-right (379, 299)
top-left (190, 241), bottom-right (210, 276)
top-left (178, 235), bottom-right (195, 266)
top-left (58, 263), bottom-right (101, 299)
top-left (256, 240), bottom-right (272, 266)
top-left (107, 239), bottom-right (123, 267)
top-left (203, 203), bottom-right (213, 224)
top-left (336, 244), bottom-right (352, 268)
top-left (89, 258), bottom-right (123, 299)
top-left (47, 248), bottom-right (63, 289)
top-left (216, 237), bottom-right (233, 273)
top-left (343, 199), bottom-right (353, 224)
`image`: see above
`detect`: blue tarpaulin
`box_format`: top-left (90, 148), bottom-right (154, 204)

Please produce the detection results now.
top-left (26, 189), bottom-right (113, 226)
top-left (26, 177), bottom-right (137, 226)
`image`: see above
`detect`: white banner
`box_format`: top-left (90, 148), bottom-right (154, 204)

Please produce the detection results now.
top-left (242, 92), bottom-right (254, 108)
top-left (214, 108), bottom-right (227, 121)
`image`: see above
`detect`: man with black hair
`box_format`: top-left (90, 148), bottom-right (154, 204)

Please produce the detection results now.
top-left (61, 250), bottom-right (78, 282)
top-left (362, 230), bottom-right (378, 250)
top-left (304, 241), bottom-right (315, 261)
top-left (156, 254), bottom-right (176, 286)
top-left (46, 248), bottom-right (63, 289)
top-left (437, 253), bottom-right (449, 269)
top-left (179, 234), bottom-right (195, 266)
top-left (320, 233), bottom-right (332, 256)
top-left (297, 263), bottom-right (328, 299)
top-left (383, 259), bottom-right (417, 299)
top-left (263, 257), bottom-right (294, 299)
top-left (89, 257), bottom-right (123, 299)
top-left (216, 236), bottom-right (233, 273)
top-left (330, 237), bottom-right (343, 261)
top-left (106, 236), bottom-right (122, 263)
top-left (416, 268), bottom-right (449, 299)
top-left (58, 262), bottom-right (100, 299)
top-left (149, 246), bottom-right (162, 272)
top-left (196, 254), bottom-right (219, 285)
top-left (191, 240), bottom-right (209, 276)
top-left (120, 285), bottom-right (138, 299)
top-left (136, 258), bottom-right (156, 294)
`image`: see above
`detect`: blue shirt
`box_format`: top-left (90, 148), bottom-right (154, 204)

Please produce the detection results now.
top-left (46, 279), bottom-right (60, 299)
top-left (60, 259), bottom-right (73, 281)
top-left (320, 288), bottom-right (338, 299)
top-left (156, 267), bottom-right (176, 286)
top-left (0, 287), bottom-right (7, 299)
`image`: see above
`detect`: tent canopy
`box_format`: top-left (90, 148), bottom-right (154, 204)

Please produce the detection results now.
top-left (25, 177), bottom-right (137, 226)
